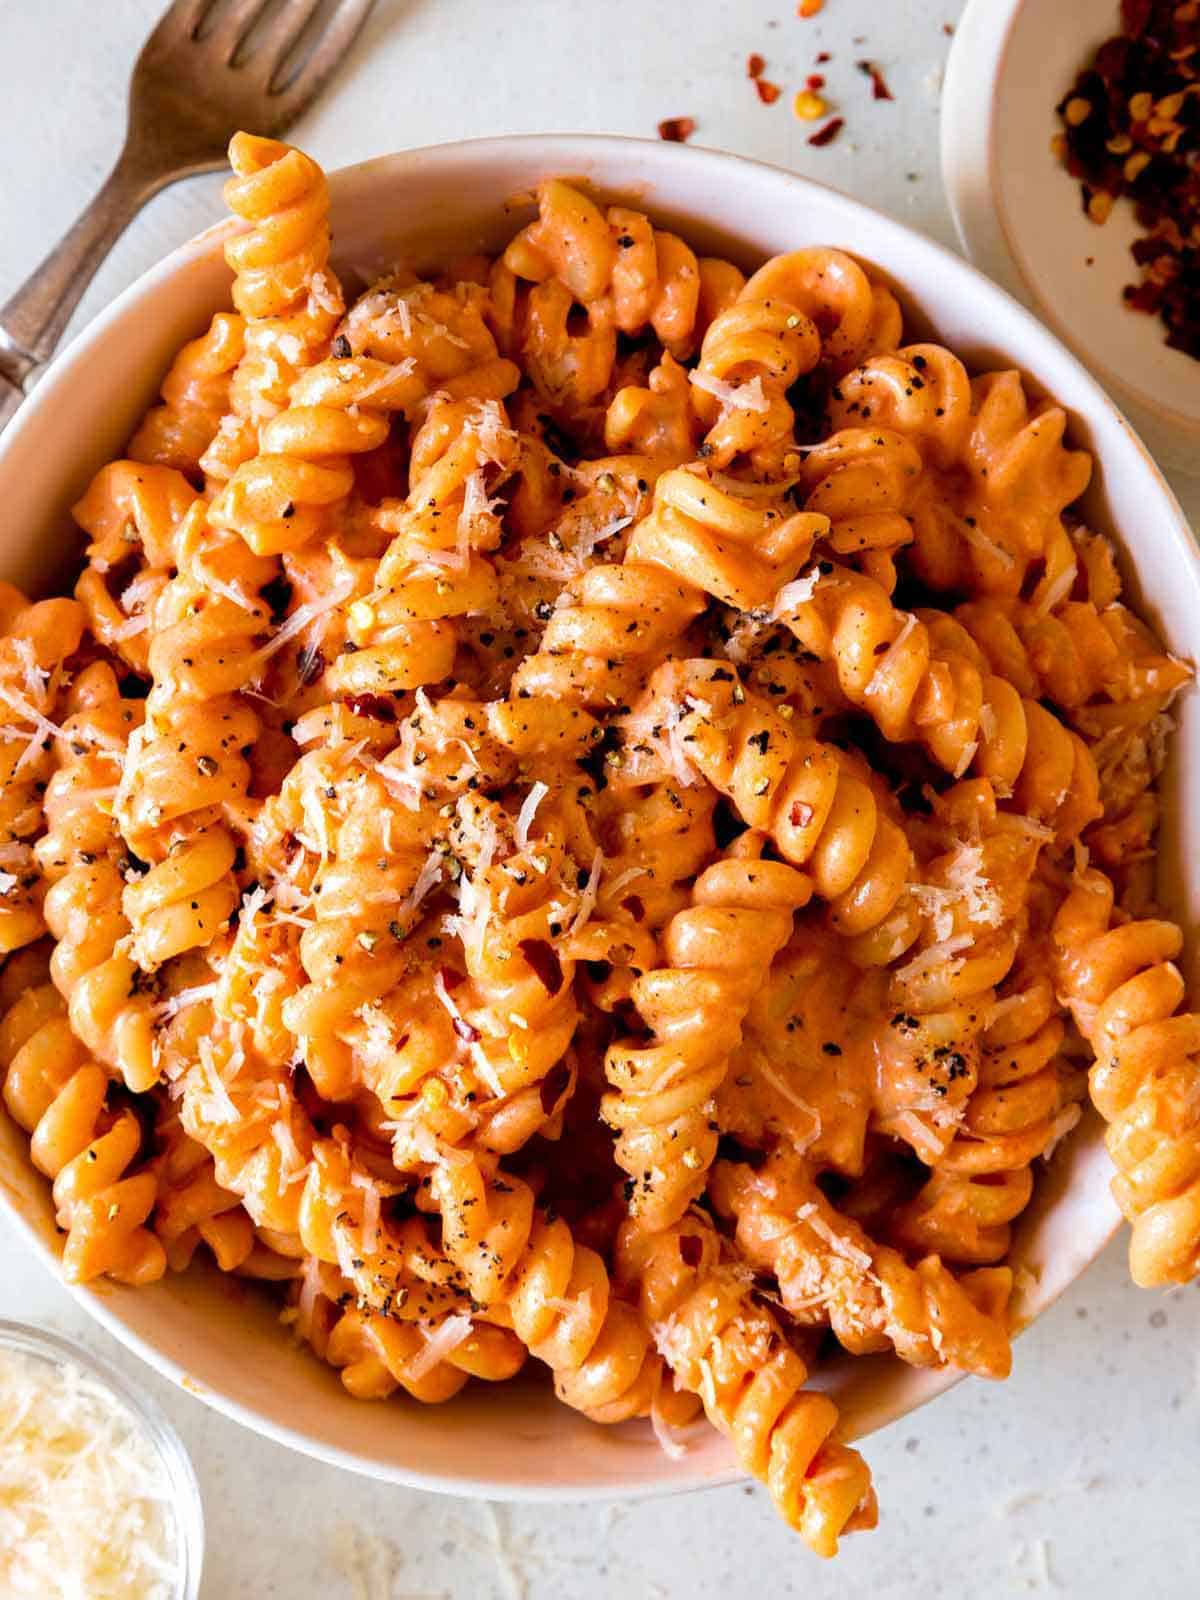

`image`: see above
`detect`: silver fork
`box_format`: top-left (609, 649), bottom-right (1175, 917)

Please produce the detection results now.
top-left (0, 0), bottom-right (376, 429)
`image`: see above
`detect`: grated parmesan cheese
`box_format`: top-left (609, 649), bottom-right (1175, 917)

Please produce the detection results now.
top-left (1041, 1103), bottom-right (1082, 1161)
top-left (801, 1207), bottom-right (875, 1275)
top-left (395, 850), bottom-right (444, 921)
top-left (910, 844), bottom-right (1003, 943)
top-left (689, 370), bottom-right (770, 413)
top-left (1033, 561), bottom-right (1078, 618)
top-left (895, 931), bottom-right (973, 985)
top-left (110, 612), bottom-right (151, 641)
top-left (514, 781), bottom-right (550, 848)
top-left (0, 1346), bottom-right (179, 1599)
top-left (957, 512), bottom-right (1015, 570)
top-left (0, 682), bottom-right (65, 774)
top-left (865, 612), bottom-right (918, 697)
top-left (662, 701), bottom-right (703, 789)
top-left (649, 1381), bottom-right (691, 1462)
top-left (753, 1060), bottom-right (822, 1151)
top-left (250, 571), bottom-right (355, 671)
top-left (771, 566), bottom-right (823, 620)
top-left (403, 1313), bottom-right (475, 1383)
top-left (151, 982), bottom-right (218, 1022)
top-left (454, 471), bottom-right (504, 571)
top-left (951, 739), bottom-right (979, 780)
top-left (568, 849), bottom-right (604, 937)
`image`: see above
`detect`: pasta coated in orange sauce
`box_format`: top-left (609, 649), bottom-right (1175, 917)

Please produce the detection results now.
top-left (2, 134), bottom-right (1196, 1557)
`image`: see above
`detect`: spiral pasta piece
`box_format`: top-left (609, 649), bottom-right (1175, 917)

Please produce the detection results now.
top-left (689, 291), bottom-right (820, 468)
top-left (832, 356), bottom-right (1091, 595)
top-left (739, 246), bottom-right (902, 374)
top-left (710, 1151), bottom-right (1013, 1377)
top-left (325, 397), bottom-right (518, 696)
top-left (829, 343), bottom-right (972, 469)
top-left (35, 663), bottom-right (158, 1091)
top-left (0, 586), bottom-right (86, 955)
top-left (114, 493), bottom-right (280, 971)
top-left (0, 949), bottom-right (164, 1285)
top-left (591, 779), bottom-right (717, 933)
top-left (71, 462), bottom-right (196, 674)
top-left (955, 592), bottom-right (1189, 732)
top-left (322, 1302), bottom-right (527, 1403)
top-left (170, 1007), bottom-right (313, 1237)
top-left (437, 794), bottom-right (583, 1142)
top-left (204, 131), bottom-right (346, 485)
top-left (955, 583), bottom-right (1187, 911)
top-left (512, 467), bottom-right (823, 707)
top-left (656, 659), bottom-right (913, 936)
top-left (603, 840), bottom-right (812, 1230)
top-left (777, 561), bottom-right (1103, 839)
top-left (865, 782), bottom-right (1050, 1165)
top-left (617, 1209), bottom-right (877, 1557)
top-left (276, 761), bottom-right (445, 1100)
top-left (295, 1137), bottom-right (500, 1323)
top-left (1053, 868), bottom-right (1200, 1286)
top-left (711, 923), bottom-right (873, 1174)
top-left (215, 286), bottom-right (519, 559)
top-left (794, 427), bottom-right (922, 592)
top-left (128, 312), bottom-right (247, 476)
top-left (888, 965), bottom-right (1079, 1265)
top-left (496, 181), bottom-right (745, 415)
top-left (432, 1154), bottom-right (669, 1425)
top-left (288, 1252), bottom-right (526, 1403)
top-left (150, 1113), bottom-right (257, 1275)
top-left (603, 352), bottom-right (699, 461)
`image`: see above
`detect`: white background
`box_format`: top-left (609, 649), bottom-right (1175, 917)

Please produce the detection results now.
top-left (2, 2), bottom-right (1199, 1596)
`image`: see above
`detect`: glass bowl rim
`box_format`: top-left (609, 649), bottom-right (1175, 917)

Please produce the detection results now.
top-left (0, 1318), bottom-right (205, 1600)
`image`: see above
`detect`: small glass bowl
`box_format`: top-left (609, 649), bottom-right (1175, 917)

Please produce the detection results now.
top-left (0, 1320), bottom-right (204, 1599)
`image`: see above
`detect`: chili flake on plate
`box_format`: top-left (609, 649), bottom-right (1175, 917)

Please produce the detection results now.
top-left (1055, 0), bottom-right (1200, 358)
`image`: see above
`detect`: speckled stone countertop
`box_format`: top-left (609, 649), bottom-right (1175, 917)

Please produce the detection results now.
top-left (2, 3), bottom-right (1198, 1595)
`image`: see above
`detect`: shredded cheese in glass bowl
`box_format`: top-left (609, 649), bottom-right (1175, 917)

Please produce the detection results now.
top-left (0, 1321), bottom-right (203, 1598)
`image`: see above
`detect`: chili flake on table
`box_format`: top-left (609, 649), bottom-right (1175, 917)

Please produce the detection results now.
top-left (856, 59), bottom-right (895, 101)
top-left (1054, 0), bottom-right (1200, 358)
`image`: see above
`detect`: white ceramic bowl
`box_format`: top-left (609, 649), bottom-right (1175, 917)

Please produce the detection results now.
top-left (2, 134), bottom-right (1197, 1502)
top-left (943, 0), bottom-right (1200, 474)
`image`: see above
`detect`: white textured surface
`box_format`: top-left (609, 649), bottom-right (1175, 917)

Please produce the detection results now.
top-left (1, 1), bottom-right (1199, 1595)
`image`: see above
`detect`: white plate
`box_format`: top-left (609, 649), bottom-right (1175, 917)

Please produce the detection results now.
top-left (943, 0), bottom-right (1200, 473)
top-left (3, 133), bottom-right (1197, 1502)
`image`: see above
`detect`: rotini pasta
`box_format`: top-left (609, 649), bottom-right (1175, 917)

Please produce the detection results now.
top-left (2, 136), bottom-right (1195, 1559)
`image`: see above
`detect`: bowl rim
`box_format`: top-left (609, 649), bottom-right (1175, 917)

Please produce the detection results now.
top-left (4, 128), bottom-right (1190, 1502)
top-left (0, 1318), bottom-right (205, 1596)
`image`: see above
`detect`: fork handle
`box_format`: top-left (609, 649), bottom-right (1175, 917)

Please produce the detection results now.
top-left (0, 141), bottom-right (171, 396)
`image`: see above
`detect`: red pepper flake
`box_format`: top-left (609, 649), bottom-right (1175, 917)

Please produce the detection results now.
top-left (806, 73), bottom-right (826, 90)
top-left (808, 115), bottom-right (845, 147)
top-left (942, 21), bottom-right (955, 35)
top-left (755, 78), bottom-right (782, 104)
top-left (816, 51), bottom-right (832, 63)
top-left (856, 59), bottom-right (895, 100)
top-left (797, 0), bottom-right (825, 15)
top-left (747, 52), bottom-right (766, 78)
top-left (657, 117), bottom-right (696, 143)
